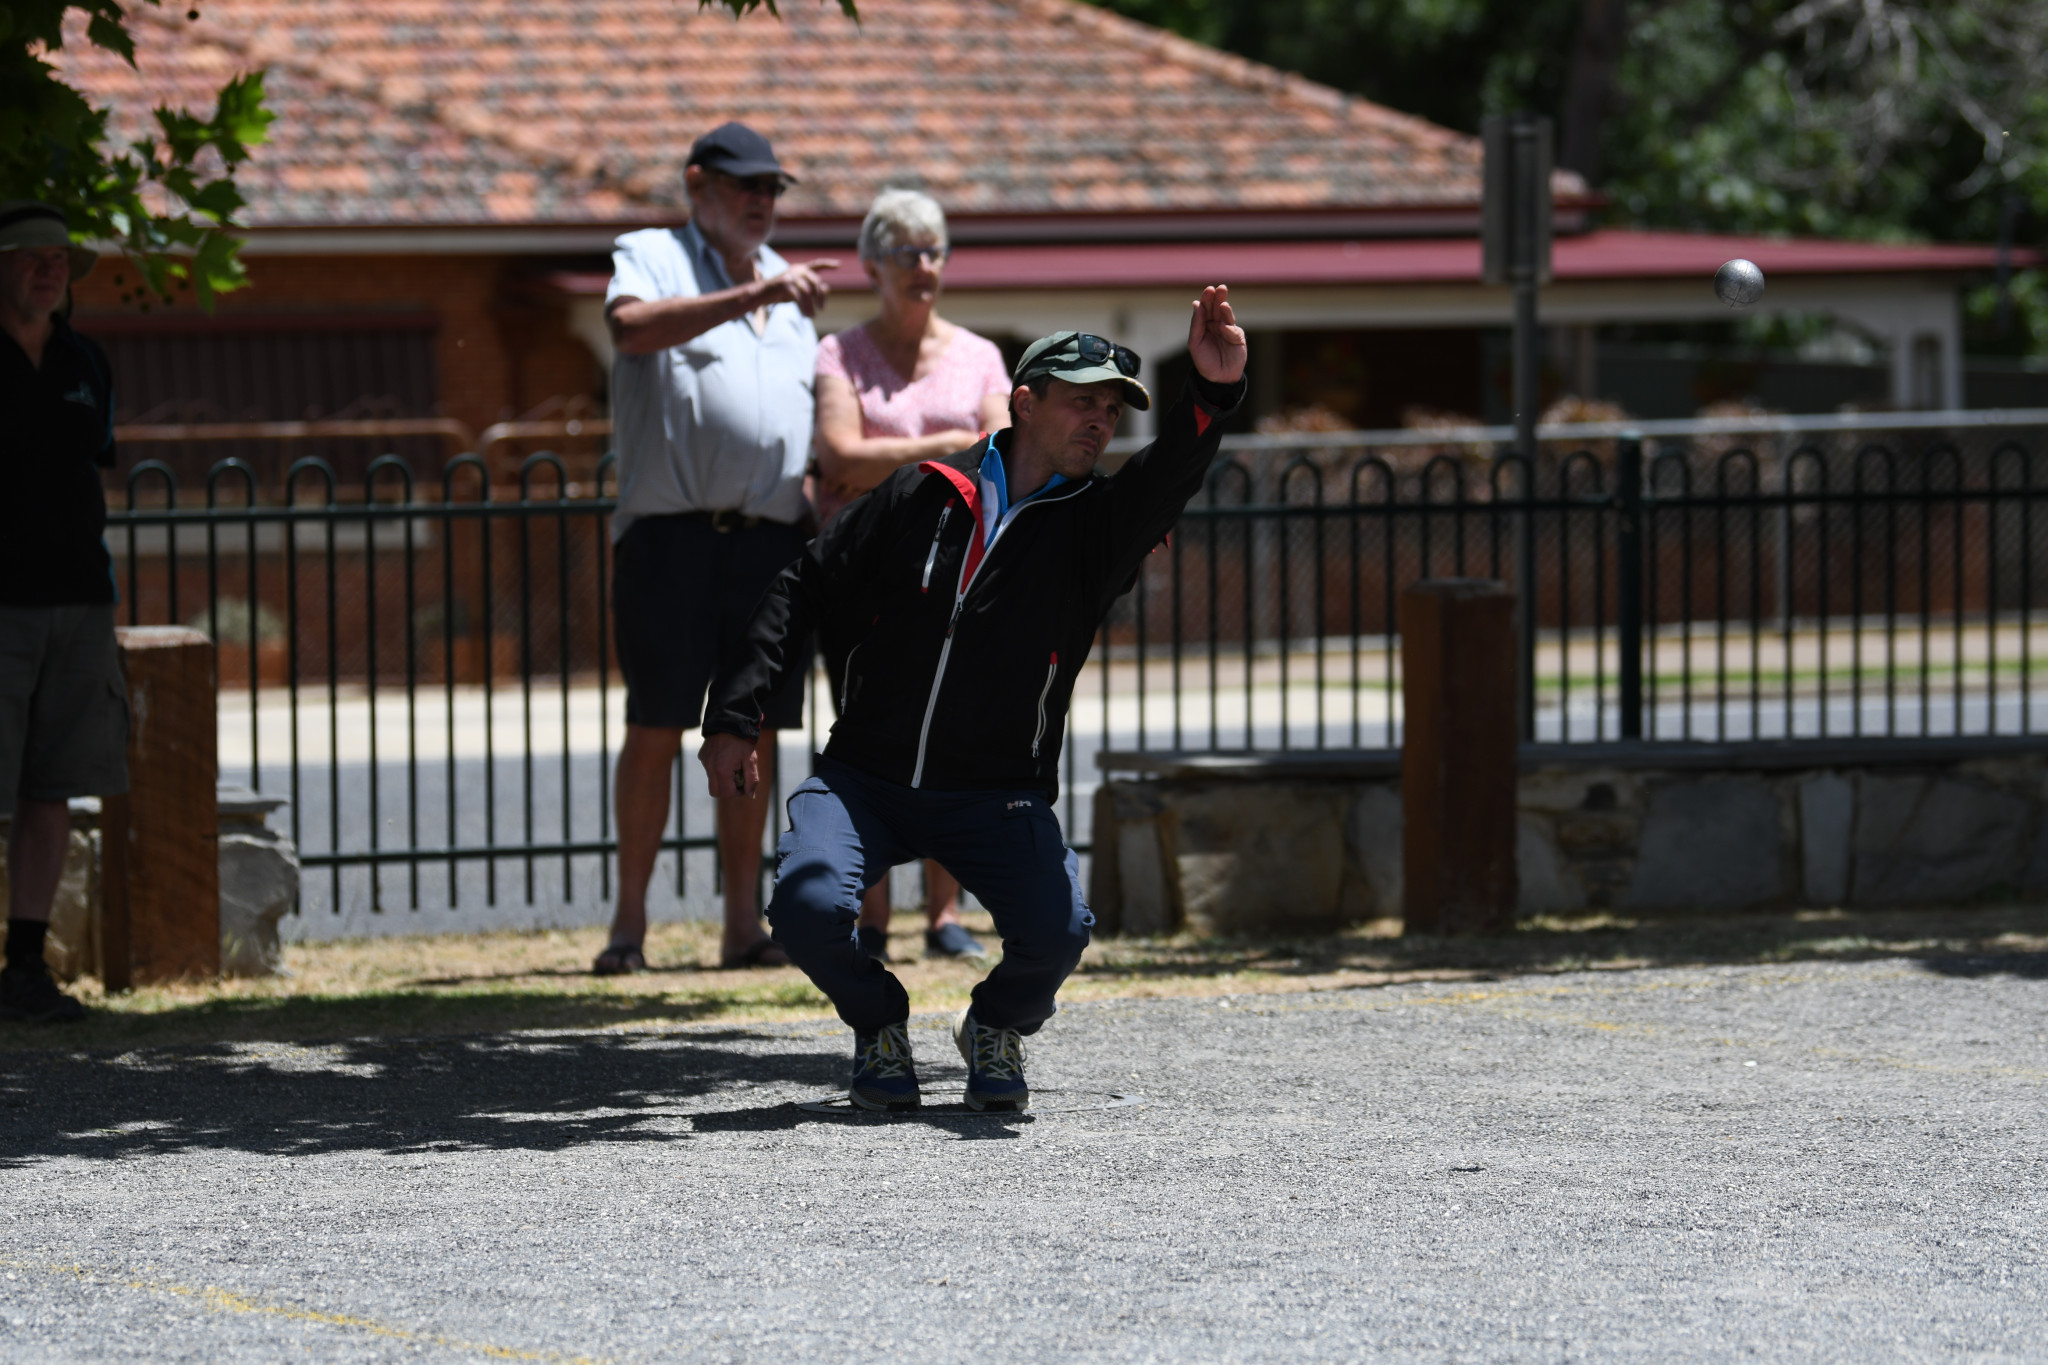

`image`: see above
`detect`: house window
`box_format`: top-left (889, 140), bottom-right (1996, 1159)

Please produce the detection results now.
top-left (80, 312), bottom-right (442, 490)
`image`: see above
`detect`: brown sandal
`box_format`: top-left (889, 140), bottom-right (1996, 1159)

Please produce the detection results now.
top-left (592, 942), bottom-right (647, 976)
top-left (719, 937), bottom-right (789, 969)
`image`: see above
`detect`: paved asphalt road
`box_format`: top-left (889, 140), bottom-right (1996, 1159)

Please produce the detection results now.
top-left (4, 956), bottom-right (2046, 1362)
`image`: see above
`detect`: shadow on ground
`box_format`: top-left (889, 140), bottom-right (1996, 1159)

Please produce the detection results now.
top-left (1074, 907), bottom-right (2048, 986)
top-left (1916, 951), bottom-right (2048, 978)
top-left (0, 981), bottom-right (836, 1056)
top-left (0, 1025), bottom-right (856, 1166)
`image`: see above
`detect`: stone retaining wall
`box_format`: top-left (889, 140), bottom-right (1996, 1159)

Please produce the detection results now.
top-left (1088, 739), bottom-right (2048, 934)
top-left (0, 786), bottom-right (298, 980)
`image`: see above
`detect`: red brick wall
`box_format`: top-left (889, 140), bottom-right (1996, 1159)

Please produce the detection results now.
top-left (71, 253), bottom-right (604, 438)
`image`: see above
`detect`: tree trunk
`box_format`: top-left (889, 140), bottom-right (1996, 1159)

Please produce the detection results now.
top-left (1559, 0), bottom-right (1630, 185)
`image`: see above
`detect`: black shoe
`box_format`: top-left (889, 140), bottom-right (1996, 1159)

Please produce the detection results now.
top-left (0, 965), bottom-right (88, 1023)
top-left (855, 925), bottom-right (891, 963)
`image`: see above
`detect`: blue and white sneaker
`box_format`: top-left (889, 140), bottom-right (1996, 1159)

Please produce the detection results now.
top-left (953, 1007), bottom-right (1029, 1111)
top-left (849, 1022), bottom-right (921, 1111)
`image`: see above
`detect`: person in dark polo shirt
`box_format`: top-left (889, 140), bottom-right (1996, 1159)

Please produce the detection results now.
top-left (0, 200), bottom-right (125, 1024)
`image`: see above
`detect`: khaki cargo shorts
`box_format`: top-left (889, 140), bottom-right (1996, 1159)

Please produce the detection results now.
top-left (0, 605), bottom-right (130, 819)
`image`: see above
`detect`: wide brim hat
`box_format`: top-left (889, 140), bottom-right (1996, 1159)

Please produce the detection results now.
top-left (1013, 330), bottom-right (1152, 411)
top-left (0, 201), bottom-right (98, 280)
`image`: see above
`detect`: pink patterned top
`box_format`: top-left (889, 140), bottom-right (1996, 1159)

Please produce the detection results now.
top-left (812, 322), bottom-right (1011, 524)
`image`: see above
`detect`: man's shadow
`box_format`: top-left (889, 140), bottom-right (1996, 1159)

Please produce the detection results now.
top-left (689, 1097), bottom-right (1036, 1141)
top-left (0, 1027), bottom-right (912, 1165)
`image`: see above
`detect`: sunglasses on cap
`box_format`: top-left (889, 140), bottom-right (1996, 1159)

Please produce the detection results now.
top-left (1070, 334), bottom-right (1142, 378)
top-left (876, 243), bottom-right (951, 270)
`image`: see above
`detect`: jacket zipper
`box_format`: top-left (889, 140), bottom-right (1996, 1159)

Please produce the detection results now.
top-left (1030, 653), bottom-right (1059, 758)
top-left (839, 638), bottom-right (865, 713)
top-left (921, 504), bottom-right (952, 592)
top-left (909, 484), bottom-right (1084, 787)
top-left (839, 613), bottom-right (882, 714)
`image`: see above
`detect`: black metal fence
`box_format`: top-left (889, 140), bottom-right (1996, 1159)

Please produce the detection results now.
top-left (1097, 413), bottom-right (2048, 755)
top-left (110, 441), bottom-right (1087, 919)
top-left (104, 411), bottom-right (2048, 918)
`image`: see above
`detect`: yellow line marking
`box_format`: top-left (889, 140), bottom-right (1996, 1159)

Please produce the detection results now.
top-left (3, 1256), bottom-right (608, 1363)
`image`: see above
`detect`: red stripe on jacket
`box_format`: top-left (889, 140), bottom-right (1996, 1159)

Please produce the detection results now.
top-left (917, 459), bottom-right (987, 594)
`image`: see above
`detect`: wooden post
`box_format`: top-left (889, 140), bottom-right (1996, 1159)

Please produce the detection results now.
top-left (1401, 580), bottom-right (1518, 935)
top-left (101, 627), bottom-right (219, 989)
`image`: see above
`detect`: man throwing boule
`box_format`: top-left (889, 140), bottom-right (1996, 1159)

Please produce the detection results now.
top-left (699, 285), bottom-right (1247, 1110)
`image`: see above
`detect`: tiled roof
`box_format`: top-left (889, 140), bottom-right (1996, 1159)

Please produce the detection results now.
top-left (54, 0), bottom-right (1580, 229)
top-left (55, 9), bottom-right (641, 225)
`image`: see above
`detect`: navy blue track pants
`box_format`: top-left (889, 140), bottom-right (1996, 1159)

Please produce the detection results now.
top-left (767, 755), bottom-right (1093, 1034)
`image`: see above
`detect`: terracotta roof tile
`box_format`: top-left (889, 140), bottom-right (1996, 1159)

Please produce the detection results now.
top-left (54, 0), bottom-right (1587, 229)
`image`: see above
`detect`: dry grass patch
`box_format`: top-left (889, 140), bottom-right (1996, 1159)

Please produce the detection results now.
top-left (1072, 905), bottom-right (2048, 999)
top-left (4, 904), bottom-right (2043, 1053)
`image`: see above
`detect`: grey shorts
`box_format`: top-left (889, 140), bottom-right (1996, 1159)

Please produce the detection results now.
top-left (0, 605), bottom-right (130, 818)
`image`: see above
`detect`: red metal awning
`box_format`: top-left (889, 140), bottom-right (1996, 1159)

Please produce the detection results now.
top-left (546, 228), bottom-right (2031, 297)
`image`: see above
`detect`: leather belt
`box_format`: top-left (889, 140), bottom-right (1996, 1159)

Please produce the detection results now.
top-left (696, 509), bottom-right (766, 533)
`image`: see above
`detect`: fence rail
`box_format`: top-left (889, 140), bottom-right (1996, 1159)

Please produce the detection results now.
top-left (103, 411), bottom-right (2048, 918)
top-left (1097, 413), bottom-right (2048, 757)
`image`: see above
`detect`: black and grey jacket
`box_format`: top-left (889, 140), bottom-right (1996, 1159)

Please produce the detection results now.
top-left (703, 372), bottom-right (1245, 799)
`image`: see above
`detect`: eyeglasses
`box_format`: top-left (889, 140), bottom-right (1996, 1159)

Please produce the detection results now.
top-left (1070, 334), bottom-right (1142, 378)
top-left (876, 244), bottom-right (951, 270)
top-left (713, 170), bottom-right (790, 199)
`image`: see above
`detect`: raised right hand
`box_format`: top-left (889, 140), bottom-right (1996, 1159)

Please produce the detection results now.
top-left (761, 260), bottom-right (840, 317)
top-left (1186, 284), bottom-right (1246, 385)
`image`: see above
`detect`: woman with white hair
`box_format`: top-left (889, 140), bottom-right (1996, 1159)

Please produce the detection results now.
top-left (812, 187), bottom-right (1011, 962)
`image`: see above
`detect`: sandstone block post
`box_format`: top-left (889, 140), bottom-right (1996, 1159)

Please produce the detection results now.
top-left (1400, 580), bottom-right (1518, 934)
top-left (102, 627), bottom-right (219, 988)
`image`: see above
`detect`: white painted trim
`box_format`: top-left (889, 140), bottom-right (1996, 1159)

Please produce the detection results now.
top-left (815, 275), bottom-right (1972, 424)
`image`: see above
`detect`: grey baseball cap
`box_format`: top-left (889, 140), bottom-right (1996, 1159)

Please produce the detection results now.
top-left (1014, 331), bottom-right (1151, 411)
top-left (0, 201), bottom-right (98, 280)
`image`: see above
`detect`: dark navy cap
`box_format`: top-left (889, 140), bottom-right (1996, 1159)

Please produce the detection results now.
top-left (686, 122), bottom-right (796, 182)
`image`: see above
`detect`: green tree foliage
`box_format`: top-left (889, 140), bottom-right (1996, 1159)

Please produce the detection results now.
top-left (4, 0), bottom-right (853, 310)
top-left (1088, 0), bottom-right (2048, 353)
top-left (3, 1), bottom-right (272, 309)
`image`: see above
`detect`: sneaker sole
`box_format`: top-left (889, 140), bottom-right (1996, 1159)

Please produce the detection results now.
top-left (848, 1087), bottom-right (921, 1112)
top-left (961, 1091), bottom-right (1029, 1113)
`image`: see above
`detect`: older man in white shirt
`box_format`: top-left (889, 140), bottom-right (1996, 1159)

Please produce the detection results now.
top-left (600, 122), bottom-right (839, 972)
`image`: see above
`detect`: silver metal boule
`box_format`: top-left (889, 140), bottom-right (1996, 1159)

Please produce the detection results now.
top-left (1715, 258), bottom-right (1766, 308)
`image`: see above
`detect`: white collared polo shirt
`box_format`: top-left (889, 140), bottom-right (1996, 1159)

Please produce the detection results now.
top-left (606, 223), bottom-right (818, 541)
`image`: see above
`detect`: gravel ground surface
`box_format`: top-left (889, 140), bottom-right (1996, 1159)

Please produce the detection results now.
top-left (3, 955), bottom-right (2046, 1363)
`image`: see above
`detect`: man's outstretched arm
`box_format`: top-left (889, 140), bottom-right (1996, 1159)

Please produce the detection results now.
top-left (699, 555), bottom-right (814, 799)
top-left (697, 469), bottom-right (901, 798)
top-left (1099, 286), bottom-right (1249, 577)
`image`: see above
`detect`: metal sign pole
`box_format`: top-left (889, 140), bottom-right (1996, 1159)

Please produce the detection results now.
top-left (1483, 112), bottom-right (1552, 741)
